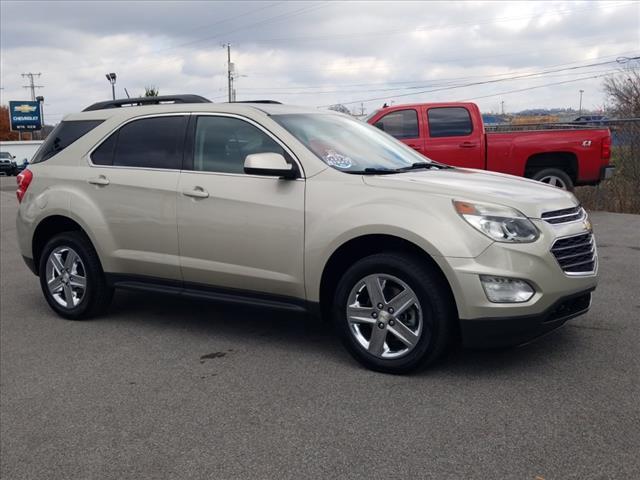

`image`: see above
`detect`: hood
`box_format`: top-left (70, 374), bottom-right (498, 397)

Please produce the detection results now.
top-left (362, 168), bottom-right (578, 219)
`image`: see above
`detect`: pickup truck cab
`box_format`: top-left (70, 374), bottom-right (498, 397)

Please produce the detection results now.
top-left (367, 102), bottom-right (614, 189)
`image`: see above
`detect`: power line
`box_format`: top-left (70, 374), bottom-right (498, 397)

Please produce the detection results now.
top-left (318, 56), bottom-right (639, 106)
top-left (461, 73), bottom-right (616, 102)
top-left (240, 67), bottom-right (623, 96)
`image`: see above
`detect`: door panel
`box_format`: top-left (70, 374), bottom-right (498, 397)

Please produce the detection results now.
top-left (82, 115), bottom-right (187, 279)
top-left (177, 173), bottom-right (305, 298)
top-left (80, 167), bottom-right (181, 279)
top-left (177, 114), bottom-right (305, 299)
top-left (423, 107), bottom-right (484, 168)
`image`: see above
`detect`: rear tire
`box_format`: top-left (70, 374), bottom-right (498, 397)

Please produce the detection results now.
top-left (531, 168), bottom-right (574, 190)
top-left (38, 232), bottom-right (113, 320)
top-left (333, 253), bottom-right (455, 374)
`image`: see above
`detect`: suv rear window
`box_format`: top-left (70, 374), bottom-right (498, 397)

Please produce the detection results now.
top-left (31, 120), bottom-right (104, 164)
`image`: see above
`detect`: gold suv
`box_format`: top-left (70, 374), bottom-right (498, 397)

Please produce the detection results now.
top-left (15, 96), bottom-right (598, 373)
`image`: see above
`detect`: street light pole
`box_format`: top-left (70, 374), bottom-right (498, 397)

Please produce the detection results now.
top-left (579, 89), bottom-right (584, 115)
top-left (105, 73), bottom-right (117, 100)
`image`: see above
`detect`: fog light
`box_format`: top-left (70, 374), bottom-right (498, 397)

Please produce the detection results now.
top-left (480, 275), bottom-right (535, 303)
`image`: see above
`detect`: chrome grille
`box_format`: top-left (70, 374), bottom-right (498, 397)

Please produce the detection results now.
top-left (541, 206), bottom-right (585, 224)
top-left (551, 232), bottom-right (596, 274)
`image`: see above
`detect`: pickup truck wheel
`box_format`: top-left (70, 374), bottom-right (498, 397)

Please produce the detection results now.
top-left (38, 232), bottom-right (113, 320)
top-left (333, 253), bottom-right (454, 374)
top-left (531, 168), bottom-right (574, 190)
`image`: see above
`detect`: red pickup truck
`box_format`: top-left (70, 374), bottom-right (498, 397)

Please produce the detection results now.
top-left (366, 102), bottom-right (614, 190)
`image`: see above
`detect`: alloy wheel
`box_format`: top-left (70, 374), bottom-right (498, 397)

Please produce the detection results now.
top-left (346, 274), bottom-right (424, 359)
top-left (45, 246), bottom-right (87, 309)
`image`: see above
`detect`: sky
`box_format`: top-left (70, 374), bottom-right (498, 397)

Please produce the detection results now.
top-left (1, 0), bottom-right (638, 124)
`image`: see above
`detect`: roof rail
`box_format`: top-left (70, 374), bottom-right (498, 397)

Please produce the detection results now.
top-left (232, 100), bottom-right (282, 104)
top-left (83, 94), bottom-right (211, 112)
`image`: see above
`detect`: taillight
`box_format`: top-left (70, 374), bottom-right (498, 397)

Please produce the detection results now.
top-left (601, 135), bottom-right (611, 162)
top-left (16, 169), bottom-right (33, 203)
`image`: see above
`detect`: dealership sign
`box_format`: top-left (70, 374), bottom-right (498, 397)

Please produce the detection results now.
top-left (9, 101), bottom-right (42, 131)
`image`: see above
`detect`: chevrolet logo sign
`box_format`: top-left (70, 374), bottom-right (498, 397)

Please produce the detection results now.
top-left (14, 104), bottom-right (37, 113)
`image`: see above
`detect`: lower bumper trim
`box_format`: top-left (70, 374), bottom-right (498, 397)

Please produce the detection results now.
top-left (460, 288), bottom-right (595, 348)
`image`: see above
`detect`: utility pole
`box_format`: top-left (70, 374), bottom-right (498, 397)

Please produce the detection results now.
top-left (578, 89), bottom-right (584, 115)
top-left (360, 103), bottom-right (365, 116)
top-left (224, 43), bottom-right (234, 103)
top-left (22, 73), bottom-right (43, 139)
top-left (21, 72), bottom-right (43, 101)
top-left (500, 100), bottom-right (505, 115)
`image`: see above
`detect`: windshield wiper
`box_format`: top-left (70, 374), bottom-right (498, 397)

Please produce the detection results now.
top-left (397, 162), bottom-right (451, 171)
top-left (350, 167), bottom-right (399, 175)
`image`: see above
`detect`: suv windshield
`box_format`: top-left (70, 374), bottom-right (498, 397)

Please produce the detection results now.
top-left (272, 113), bottom-right (436, 174)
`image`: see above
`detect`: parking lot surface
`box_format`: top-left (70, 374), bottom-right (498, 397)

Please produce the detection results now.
top-left (1, 176), bottom-right (639, 479)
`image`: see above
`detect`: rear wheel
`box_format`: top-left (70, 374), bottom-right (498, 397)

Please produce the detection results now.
top-left (531, 168), bottom-right (573, 190)
top-left (333, 253), bottom-right (455, 373)
top-left (39, 232), bottom-right (113, 320)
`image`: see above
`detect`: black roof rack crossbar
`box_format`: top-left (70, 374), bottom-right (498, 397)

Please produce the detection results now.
top-left (83, 94), bottom-right (212, 111)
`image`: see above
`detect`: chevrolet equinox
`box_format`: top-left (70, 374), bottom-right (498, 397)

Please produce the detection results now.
top-left (16, 96), bottom-right (598, 373)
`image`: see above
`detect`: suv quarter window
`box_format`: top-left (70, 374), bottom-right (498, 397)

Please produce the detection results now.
top-left (373, 109), bottom-right (419, 139)
top-left (91, 115), bottom-right (187, 169)
top-left (427, 107), bottom-right (473, 138)
top-left (187, 115), bottom-right (288, 174)
top-left (31, 120), bottom-right (104, 164)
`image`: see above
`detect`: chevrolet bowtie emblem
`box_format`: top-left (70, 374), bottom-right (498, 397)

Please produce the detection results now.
top-left (14, 104), bottom-right (37, 113)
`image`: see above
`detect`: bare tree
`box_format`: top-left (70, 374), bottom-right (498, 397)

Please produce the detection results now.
top-left (576, 67), bottom-right (640, 213)
top-left (603, 69), bottom-right (640, 117)
top-left (328, 104), bottom-right (351, 115)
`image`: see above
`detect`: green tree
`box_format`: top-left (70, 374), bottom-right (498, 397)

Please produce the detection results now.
top-left (143, 86), bottom-right (159, 97)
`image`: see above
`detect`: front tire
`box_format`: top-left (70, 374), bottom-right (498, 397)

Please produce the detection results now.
top-left (333, 253), bottom-right (455, 373)
top-left (38, 232), bottom-right (113, 320)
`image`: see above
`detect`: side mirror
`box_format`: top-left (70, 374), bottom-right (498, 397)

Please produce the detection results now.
top-left (244, 153), bottom-right (296, 179)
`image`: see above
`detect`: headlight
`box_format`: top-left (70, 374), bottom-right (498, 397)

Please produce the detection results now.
top-left (453, 200), bottom-right (539, 243)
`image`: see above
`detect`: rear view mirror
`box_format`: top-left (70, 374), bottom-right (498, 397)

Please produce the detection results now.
top-left (244, 153), bottom-right (296, 179)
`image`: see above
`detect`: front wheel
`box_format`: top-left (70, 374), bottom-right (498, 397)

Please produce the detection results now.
top-left (333, 253), bottom-right (455, 373)
top-left (38, 232), bottom-right (113, 320)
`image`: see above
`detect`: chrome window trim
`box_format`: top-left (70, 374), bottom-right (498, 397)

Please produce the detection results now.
top-left (189, 112), bottom-right (305, 179)
top-left (86, 111), bottom-right (306, 179)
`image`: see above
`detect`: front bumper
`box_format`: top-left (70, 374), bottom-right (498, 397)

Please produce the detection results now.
top-left (436, 217), bottom-right (598, 347)
top-left (460, 288), bottom-right (593, 348)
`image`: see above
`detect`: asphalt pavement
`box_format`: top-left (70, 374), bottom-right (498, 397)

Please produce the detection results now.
top-left (1, 176), bottom-right (638, 479)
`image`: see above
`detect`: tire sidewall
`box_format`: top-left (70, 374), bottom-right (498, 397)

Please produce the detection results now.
top-left (38, 233), bottom-right (98, 320)
top-left (333, 254), bottom-right (446, 373)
